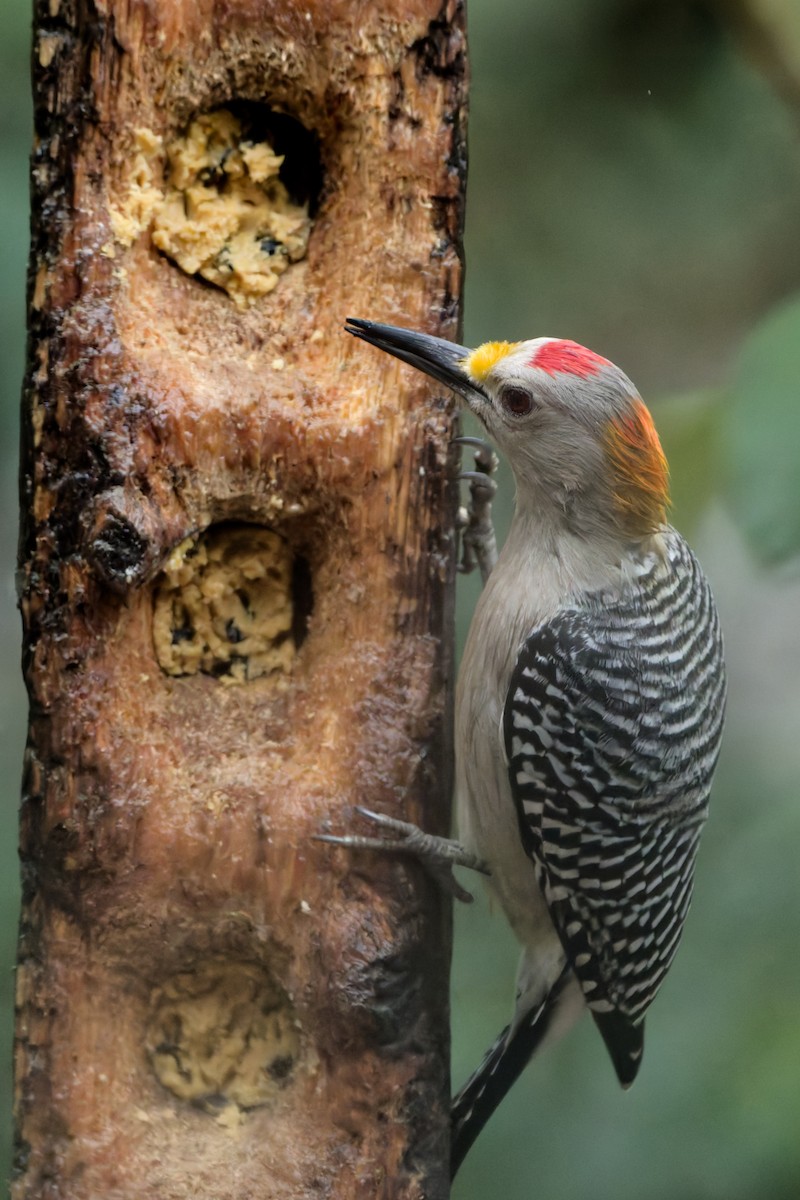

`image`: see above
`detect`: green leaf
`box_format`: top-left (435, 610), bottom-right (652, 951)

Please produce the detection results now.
top-left (722, 294), bottom-right (800, 566)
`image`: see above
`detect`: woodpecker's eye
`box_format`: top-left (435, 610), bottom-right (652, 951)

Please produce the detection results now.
top-left (500, 387), bottom-right (534, 417)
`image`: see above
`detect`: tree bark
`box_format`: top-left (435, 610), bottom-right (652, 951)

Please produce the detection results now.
top-left (14, 2), bottom-right (467, 1197)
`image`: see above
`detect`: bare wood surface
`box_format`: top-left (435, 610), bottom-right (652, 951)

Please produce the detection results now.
top-left (15, 1), bottom-right (467, 1196)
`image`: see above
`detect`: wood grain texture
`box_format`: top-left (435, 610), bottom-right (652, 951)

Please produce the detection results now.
top-left (16, 1), bottom-right (467, 1196)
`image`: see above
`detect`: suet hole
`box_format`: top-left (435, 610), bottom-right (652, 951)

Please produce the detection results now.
top-left (110, 104), bottom-right (322, 308)
top-left (145, 960), bottom-right (300, 1115)
top-left (152, 523), bottom-right (313, 684)
top-left (227, 102), bottom-right (323, 217)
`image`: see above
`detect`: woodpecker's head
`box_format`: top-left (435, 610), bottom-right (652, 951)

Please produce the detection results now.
top-left (346, 318), bottom-right (669, 543)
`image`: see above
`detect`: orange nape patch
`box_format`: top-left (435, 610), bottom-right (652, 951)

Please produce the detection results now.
top-left (461, 340), bottom-right (520, 383)
top-left (605, 399), bottom-right (670, 537)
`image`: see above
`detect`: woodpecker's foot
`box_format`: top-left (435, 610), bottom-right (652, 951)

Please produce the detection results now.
top-left (453, 436), bottom-right (499, 585)
top-left (315, 806), bottom-right (490, 903)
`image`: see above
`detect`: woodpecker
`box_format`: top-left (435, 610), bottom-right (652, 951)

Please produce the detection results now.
top-left (336, 319), bottom-right (726, 1177)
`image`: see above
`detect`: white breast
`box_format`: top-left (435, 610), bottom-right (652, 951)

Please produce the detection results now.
top-left (454, 530), bottom-right (558, 949)
top-left (454, 508), bottom-right (634, 953)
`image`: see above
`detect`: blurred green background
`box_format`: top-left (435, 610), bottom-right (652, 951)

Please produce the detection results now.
top-left (2, 0), bottom-right (800, 1197)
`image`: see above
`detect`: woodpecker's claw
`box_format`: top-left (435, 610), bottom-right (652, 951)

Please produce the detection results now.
top-left (315, 806), bottom-right (490, 904)
top-left (452, 437), bottom-right (499, 584)
top-left (459, 470), bottom-right (498, 496)
top-left (452, 435), bottom-right (497, 469)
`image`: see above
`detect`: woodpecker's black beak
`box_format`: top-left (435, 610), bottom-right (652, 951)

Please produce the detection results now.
top-left (345, 318), bottom-right (485, 405)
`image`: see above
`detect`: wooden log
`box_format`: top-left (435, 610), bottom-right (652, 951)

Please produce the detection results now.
top-left (15, 1), bottom-right (467, 1196)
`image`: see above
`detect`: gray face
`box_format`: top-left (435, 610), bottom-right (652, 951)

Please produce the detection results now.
top-left (458, 339), bottom-right (639, 442)
top-left (345, 321), bottom-right (639, 440)
top-left (345, 320), bottom-right (654, 541)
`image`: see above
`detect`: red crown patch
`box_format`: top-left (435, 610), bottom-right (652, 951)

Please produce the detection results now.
top-left (529, 340), bottom-right (610, 379)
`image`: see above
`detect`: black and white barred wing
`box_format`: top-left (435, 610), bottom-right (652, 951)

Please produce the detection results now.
top-left (503, 535), bottom-right (725, 1083)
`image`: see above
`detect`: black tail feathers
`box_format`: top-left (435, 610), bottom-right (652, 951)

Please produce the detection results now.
top-left (450, 965), bottom-right (573, 1179)
top-left (592, 1008), bottom-right (645, 1088)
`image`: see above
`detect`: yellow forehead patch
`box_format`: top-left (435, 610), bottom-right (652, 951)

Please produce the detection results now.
top-left (461, 340), bottom-right (520, 383)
